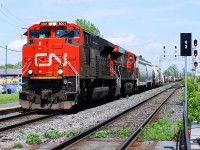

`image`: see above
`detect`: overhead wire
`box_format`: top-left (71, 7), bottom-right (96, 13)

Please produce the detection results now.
top-left (0, 45), bottom-right (21, 52)
top-left (0, 4), bottom-right (29, 26)
top-left (0, 4), bottom-right (28, 28)
top-left (0, 15), bottom-right (22, 28)
top-left (0, 4), bottom-right (26, 53)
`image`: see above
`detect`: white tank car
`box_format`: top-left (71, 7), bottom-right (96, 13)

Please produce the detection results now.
top-left (152, 65), bottom-right (164, 86)
top-left (152, 66), bottom-right (160, 86)
top-left (135, 56), bottom-right (153, 89)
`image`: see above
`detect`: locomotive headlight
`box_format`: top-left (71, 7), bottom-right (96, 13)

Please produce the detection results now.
top-left (28, 70), bottom-right (33, 75)
top-left (49, 22), bottom-right (56, 26)
top-left (49, 22), bottom-right (53, 26)
top-left (52, 22), bottom-right (56, 26)
top-left (58, 69), bottom-right (63, 75)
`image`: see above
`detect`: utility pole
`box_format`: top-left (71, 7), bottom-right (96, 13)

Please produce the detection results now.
top-left (180, 33), bottom-right (191, 149)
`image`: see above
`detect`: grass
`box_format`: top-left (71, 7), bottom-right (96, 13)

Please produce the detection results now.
top-left (26, 133), bottom-right (42, 145)
top-left (44, 130), bottom-right (64, 139)
top-left (94, 128), bottom-right (131, 139)
top-left (95, 129), bottom-right (114, 138)
top-left (166, 110), bottom-right (175, 117)
top-left (19, 128), bottom-right (24, 134)
top-left (65, 129), bottom-right (80, 137)
top-left (117, 128), bottom-right (131, 139)
top-left (0, 92), bottom-right (19, 104)
top-left (13, 142), bottom-right (23, 148)
top-left (139, 119), bottom-right (177, 141)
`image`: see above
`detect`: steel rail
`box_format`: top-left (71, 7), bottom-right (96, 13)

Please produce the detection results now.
top-left (50, 87), bottom-right (174, 150)
top-left (117, 86), bottom-right (179, 150)
top-left (0, 110), bottom-right (37, 122)
top-left (0, 112), bottom-right (60, 133)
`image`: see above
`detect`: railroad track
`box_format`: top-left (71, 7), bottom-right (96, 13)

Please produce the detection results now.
top-left (45, 86), bottom-right (180, 150)
top-left (0, 111), bottom-right (60, 133)
top-left (0, 110), bottom-right (37, 122)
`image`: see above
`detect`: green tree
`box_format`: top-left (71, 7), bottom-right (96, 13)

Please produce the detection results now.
top-left (0, 61), bottom-right (22, 69)
top-left (75, 19), bottom-right (101, 36)
top-left (163, 64), bottom-right (181, 78)
top-left (14, 61), bottom-right (22, 68)
top-left (6, 64), bottom-right (15, 68)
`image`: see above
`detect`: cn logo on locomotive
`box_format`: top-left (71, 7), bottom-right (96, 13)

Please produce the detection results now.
top-left (35, 53), bottom-right (67, 67)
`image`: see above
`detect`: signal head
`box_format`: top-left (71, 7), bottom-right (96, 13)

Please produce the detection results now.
top-left (194, 39), bottom-right (198, 47)
top-left (194, 50), bottom-right (198, 57)
top-left (194, 62), bottom-right (198, 67)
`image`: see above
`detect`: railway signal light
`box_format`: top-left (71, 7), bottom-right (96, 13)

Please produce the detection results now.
top-left (194, 62), bottom-right (198, 67)
top-left (180, 33), bottom-right (191, 56)
top-left (194, 40), bottom-right (198, 47)
top-left (194, 50), bottom-right (198, 57)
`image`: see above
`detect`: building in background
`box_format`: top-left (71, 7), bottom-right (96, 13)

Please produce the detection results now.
top-left (0, 68), bottom-right (22, 84)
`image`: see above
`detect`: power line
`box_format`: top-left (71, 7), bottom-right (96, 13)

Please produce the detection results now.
top-left (0, 45), bottom-right (21, 52)
top-left (0, 15), bottom-right (22, 28)
top-left (0, 4), bottom-right (28, 28)
top-left (0, 4), bottom-right (28, 26)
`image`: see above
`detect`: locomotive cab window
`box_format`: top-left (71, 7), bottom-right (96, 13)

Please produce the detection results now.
top-left (56, 30), bottom-right (80, 38)
top-left (30, 30), bottom-right (50, 39)
top-left (30, 30), bottom-right (50, 43)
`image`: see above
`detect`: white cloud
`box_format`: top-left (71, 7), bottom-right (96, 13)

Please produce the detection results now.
top-left (8, 39), bottom-right (26, 50)
top-left (105, 33), bottom-right (136, 46)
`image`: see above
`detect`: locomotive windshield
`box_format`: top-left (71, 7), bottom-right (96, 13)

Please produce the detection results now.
top-left (56, 30), bottom-right (80, 38)
top-left (30, 30), bottom-right (50, 39)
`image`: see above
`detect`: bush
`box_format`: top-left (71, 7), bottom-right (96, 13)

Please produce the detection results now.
top-left (186, 78), bottom-right (200, 124)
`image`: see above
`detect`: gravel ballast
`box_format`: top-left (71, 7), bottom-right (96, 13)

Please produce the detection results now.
top-left (0, 83), bottom-right (177, 149)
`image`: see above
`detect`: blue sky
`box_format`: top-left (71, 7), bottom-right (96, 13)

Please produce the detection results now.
top-left (0, 0), bottom-right (199, 72)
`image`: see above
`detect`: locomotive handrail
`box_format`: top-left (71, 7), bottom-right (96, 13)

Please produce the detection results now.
top-left (63, 56), bottom-right (80, 93)
top-left (110, 66), bottom-right (121, 87)
top-left (110, 66), bottom-right (116, 76)
top-left (22, 58), bottom-right (32, 76)
top-left (110, 67), bottom-right (119, 79)
top-left (117, 65), bottom-right (121, 88)
top-left (110, 66), bottom-right (121, 96)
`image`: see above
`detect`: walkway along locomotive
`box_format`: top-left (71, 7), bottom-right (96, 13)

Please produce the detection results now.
top-left (20, 21), bottom-right (164, 110)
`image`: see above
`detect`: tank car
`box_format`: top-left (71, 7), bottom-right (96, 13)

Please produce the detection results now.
top-left (134, 56), bottom-right (153, 91)
top-left (152, 65), bottom-right (164, 86)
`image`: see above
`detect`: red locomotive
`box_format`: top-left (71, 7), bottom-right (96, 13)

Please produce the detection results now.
top-left (20, 21), bottom-right (163, 110)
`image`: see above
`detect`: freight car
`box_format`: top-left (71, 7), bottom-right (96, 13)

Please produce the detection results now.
top-left (19, 21), bottom-right (163, 110)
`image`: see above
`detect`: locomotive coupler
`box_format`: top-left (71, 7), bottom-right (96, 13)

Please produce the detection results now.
top-left (41, 89), bottom-right (52, 100)
top-left (40, 89), bottom-right (53, 108)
